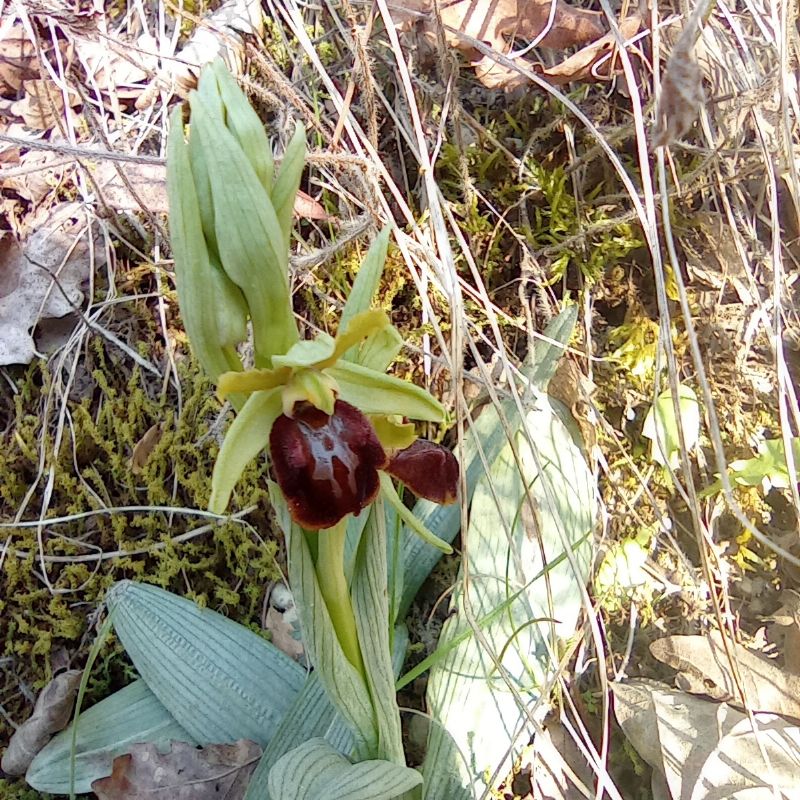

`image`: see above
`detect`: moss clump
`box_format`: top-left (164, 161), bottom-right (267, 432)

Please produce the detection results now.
top-left (0, 314), bottom-right (281, 756)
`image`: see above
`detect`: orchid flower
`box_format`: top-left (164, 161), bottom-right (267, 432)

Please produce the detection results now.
top-left (209, 308), bottom-right (459, 546)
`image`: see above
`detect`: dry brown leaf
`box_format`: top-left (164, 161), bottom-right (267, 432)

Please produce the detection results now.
top-left (9, 79), bottom-right (80, 130)
top-left (613, 680), bottom-right (800, 800)
top-left (293, 189), bottom-right (334, 222)
top-left (0, 23), bottom-right (38, 95)
top-left (140, 0), bottom-right (263, 104)
top-left (538, 16), bottom-right (642, 85)
top-left (75, 34), bottom-right (159, 100)
top-left (131, 423), bottom-right (163, 474)
top-left (94, 161), bottom-right (168, 213)
top-left (91, 740), bottom-right (261, 800)
top-left (392, 0), bottom-right (606, 89)
top-left (0, 141), bottom-right (74, 205)
top-left (1, 670), bottom-right (82, 775)
top-left (650, 632), bottom-right (800, 721)
top-left (0, 201), bottom-right (104, 365)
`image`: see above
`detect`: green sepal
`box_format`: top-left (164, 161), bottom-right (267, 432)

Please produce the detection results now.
top-left (209, 388), bottom-right (282, 513)
top-left (328, 361), bottom-right (445, 422)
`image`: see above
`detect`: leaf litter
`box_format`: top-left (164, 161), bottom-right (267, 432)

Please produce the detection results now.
top-left (1, 670), bottom-right (82, 776)
top-left (91, 739), bottom-right (262, 800)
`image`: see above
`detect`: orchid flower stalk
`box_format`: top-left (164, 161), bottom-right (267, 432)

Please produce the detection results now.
top-left (166, 60), bottom-right (459, 769)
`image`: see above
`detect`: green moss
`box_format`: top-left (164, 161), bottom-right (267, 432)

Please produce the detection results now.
top-left (0, 311), bottom-right (281, 753)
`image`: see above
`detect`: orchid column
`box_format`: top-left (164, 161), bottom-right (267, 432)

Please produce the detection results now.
top-left (166, 60), bottom-right (458, 768)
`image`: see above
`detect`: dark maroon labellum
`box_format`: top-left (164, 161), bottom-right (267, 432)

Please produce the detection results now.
top-left (270, 400), bottom-right (388, 530)
top-left (386, 439), bottom-right (459, 505)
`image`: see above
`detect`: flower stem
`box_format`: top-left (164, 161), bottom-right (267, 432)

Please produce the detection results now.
top-left (316, 520), bottom-right (364, 673)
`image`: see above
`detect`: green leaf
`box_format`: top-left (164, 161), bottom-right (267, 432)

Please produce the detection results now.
top-left (285, 520), bottom-right (379, 759)
top-left (26, 680), bottom-right (193, 795)
top-left (268, 739), bottom-right (422, 800)
top-left (642, 384), bottom-right (700, 469)
top-left (328, 361), bottom-right (445, 422)
top-left (271, 123), bottom-right (307, 247)
top-left (423, 395), bottom-right (596, 797)
top-left (106, 581), bottom-right (305, 747)
top-left (351, 501), bottom-right (404, 763)
top-left (211, 60), bottom-right (274, 193)
top-left (729, 437), bottom-right (800, 490)
top-left (340, 227), bottom-right (392, 330)
top-left (166, 107), bottom-right (245, 382)
top-left (188, 94), bottom-right (297, 367)
top-left (209, 388), bottom-right (282, 513)
top-left (392, 306), bottom-right (581, 621)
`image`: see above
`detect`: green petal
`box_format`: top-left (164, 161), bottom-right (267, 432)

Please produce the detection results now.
top-left (281, 369), bottom-right (338, 416)
top-left (209, 388), bottom-right (282, 514)
top-left (356, 324), bottom-right (403, 372)
top-left (328, 362), bottom-right (445, 422)
top-left (273, 334), bottom-right (337, 369)
top-left (370, 416), bottom-right (416, 451)
top-left (217, 367), bottom-right (291, 398)
top-left (379, 475), bottom-right (452, 554)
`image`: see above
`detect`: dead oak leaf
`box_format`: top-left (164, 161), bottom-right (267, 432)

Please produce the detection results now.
top-left (1, 670), bottom-right (82, 776)
top-left (537, 15), bottom-right (643, 85)
top-left (9, 79), bottom-right (81, 131)
top-left (91, 740), bottom-right (262, 800)
top-left (0, 202), bottom-right (104, 366)
top-left (393, 0), bottom-right (605, 88)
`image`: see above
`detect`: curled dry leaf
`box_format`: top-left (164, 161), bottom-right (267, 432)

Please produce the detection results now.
top-left (613, 680), bottom-right (800, 800)
top-left (651, 32), bottom-right (706, 148)
top-left (0, 202), bottom-right (104, 366)
top-left (0, 22), bottom-right (38, 94)
top-left (94, 162), bottom-right (169, 213)
top-left (76, 34), bottom-right (160, 100)
top-left (392, 0), bottom-right (636, 89)
top-left (650, 632), bottom-right (800, 721)
top-left (140, 0), bottom-right (263, 104)
top-left (1, 670), bottom-right (82, 775)
top-left (264, 583), bottom-right (307, 665)
top-left (91, 739), bottom-right (262, 800)
top-left (538, 16), bottom-right (643, 85)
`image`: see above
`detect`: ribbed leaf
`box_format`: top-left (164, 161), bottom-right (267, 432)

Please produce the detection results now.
top-left (286, 522), bottom-right (378, 759)
top-left (26, 680), bottom-right (193, 794)
top-left (268, 739), bottom-right (422, 800)
top-left (422, 394), bottom-right (596, 798)
top-left (106, 581), bottom-right (305, 747)
top-left (351, 501), bottom-right (404, 763)
top-left (392, 306), bottom-right (580, 621)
